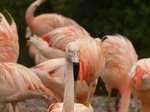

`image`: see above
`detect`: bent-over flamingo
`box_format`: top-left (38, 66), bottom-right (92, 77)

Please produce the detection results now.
top-left (129, 58), bottom-right (150, 112)
top-left (0, 62), bottom-right (57, 112)
top-left (101, 34), bottom-right (138, 112)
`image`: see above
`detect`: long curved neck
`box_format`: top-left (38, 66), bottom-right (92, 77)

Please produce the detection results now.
top-left (62, 58), bottom-right (74, 112)
top-left (25, 1), bottom-right (39, 25)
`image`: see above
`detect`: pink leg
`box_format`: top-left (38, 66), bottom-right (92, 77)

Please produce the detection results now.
top-left (6, 103), bottom-right (20, 112)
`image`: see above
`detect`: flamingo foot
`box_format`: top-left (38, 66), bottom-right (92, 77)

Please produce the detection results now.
top-left (84, 101), bottom-right (90, 107)
top-left (107, 105), bottom-right (111, 112)
top-left (114, 103), bottom-right (119, 111)
top-left (114, 97), bottom-right (119, 111)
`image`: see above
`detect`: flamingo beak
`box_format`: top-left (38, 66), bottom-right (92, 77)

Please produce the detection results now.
top-left (73, 62), bottom-right (80, 81)
top-left (72, 54), bottom-right (80, 81)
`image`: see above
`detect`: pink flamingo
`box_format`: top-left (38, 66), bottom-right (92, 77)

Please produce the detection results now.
top-left (0, 12), bottom-right (20, 112)
top-left (75, 38), bottom-right (105, 107)
top-left (27, 25), bottom-right (90, 64)
top-left (129, 58), bottom-right (150, 112)
top-left (28, 35), bottom-right (105, 107)
top-left (25, 0), bottom-right (79, 37)
top-left (0, 62), bottom-right (57, 112)
top-left (101, 34), bottom-right (138, 112)
top-left (47, 42), bottom-right (93, 112)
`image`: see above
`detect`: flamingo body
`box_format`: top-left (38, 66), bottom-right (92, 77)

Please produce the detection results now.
top-left (101, 34), bottom-right (138, 112)
top-left (48, 103), bottom-right (92, 112)
top-left (129, 58), bottom-right (150, 112)
top-left (28, 25), bottom-right (90, 64)
top-left (0, 62), bottom-right (57, 111)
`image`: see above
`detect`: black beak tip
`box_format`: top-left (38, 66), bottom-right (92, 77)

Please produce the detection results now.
top-left (73, 62), bottom-right (80, 81)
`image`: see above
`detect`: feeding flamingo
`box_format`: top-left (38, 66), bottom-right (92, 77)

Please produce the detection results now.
top-left (101, 34), bottom-right (138, 112)
top-left (47, 42), bottom-right (93, 112)
top-left (0, 62), bottom-right (57, 112)
top-left (129, 58), bottom-right (150, 112)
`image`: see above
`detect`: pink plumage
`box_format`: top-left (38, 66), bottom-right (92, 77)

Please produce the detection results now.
top-left (0, 62), bottom-right (57, 111)
top-left (0, 12), bottom-right (19, 63)
top-left (25, 0), bottom-right (79, 37)
top-left (101, 34), bottom-right (138, 112)
top-left (129, 58), bottom-right (150, 112)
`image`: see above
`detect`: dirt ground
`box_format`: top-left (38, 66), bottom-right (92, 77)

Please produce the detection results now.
top-left (0, 96), bottom-right (141, 112)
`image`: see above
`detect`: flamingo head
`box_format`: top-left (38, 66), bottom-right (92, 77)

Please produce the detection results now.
top-left (35, 0), bottom-right (47, 7)
top-left (66, 42), bottom-right (80, 81)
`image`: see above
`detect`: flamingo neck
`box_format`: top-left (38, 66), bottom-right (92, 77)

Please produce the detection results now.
top-left (25, 1), bottom-right (39, 26)
top-left (119, 87), bottom-right (131, 112)
top-left (62, 59), bottom-right (74, 112)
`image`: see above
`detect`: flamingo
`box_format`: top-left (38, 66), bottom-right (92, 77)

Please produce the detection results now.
top-left (47, 42), bottom-right (92, 112)
top-left (101, 34), bottom-right (138, 112)
top-left (73, 38), bottom-right (105, 107)
top-left (129, 58), bottom-right (150, 112)
top-left (0, 12), bottom-right (20, 112)
top-left (27, 25), bottom-right (90, 64)
top-left (28, 34), bottom-right (105, 107)
top-left (0, 62), bottom-right (58, 112)
top-left (25, 0), bottom-right (79, 37)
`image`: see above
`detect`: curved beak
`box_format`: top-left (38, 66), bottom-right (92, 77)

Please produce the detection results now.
top-left (72, 53), bottom-right (80, 81)
top-left (73, 62), bottom-right (80, 81)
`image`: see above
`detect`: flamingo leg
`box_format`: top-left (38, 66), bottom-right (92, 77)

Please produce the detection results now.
top-left (12, 104), bottom-right (16, 112)
top-left (107, 90), bottom-right (112, 112)
top-left (85, 81), bottom-right (94, 107)
top-left (134, 100), bottom-right (138, 112)
top-left (114, 92), bottom-right (120, 111)
top-left (6, 103), bottom-right (20, 112)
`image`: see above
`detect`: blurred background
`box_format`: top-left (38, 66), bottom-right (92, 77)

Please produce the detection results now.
top-left (1, 0), bottom-right (150, 96)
